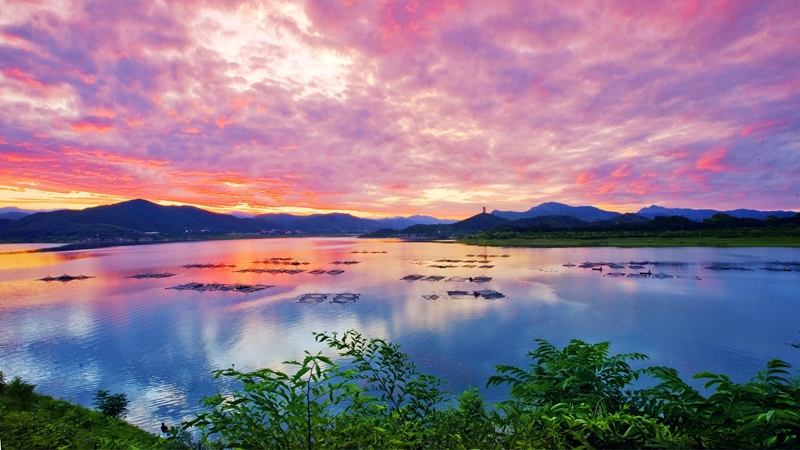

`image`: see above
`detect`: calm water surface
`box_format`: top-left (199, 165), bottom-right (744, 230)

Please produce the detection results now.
top-left (1, 238), bottom-right (799, 431)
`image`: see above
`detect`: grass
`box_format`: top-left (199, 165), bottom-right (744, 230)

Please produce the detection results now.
top-left (460, 235), bottom-right (800, 248)
top-left (0, 388), bottom-right (186, 449)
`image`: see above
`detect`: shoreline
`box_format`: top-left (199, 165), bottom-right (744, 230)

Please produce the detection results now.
top-left (458, 236), bottom-right (800, 248)
top-left (3, 234), bottom-right (800, 253)
top-left (0, 234), bottom-right (362, 253)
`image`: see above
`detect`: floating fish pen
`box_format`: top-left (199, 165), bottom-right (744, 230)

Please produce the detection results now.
top-left (626, 273), bottom-right (648, 278)
top-left (39, 274), bottom-right (94, 282)
top-left (436, 259), bottom-right (463, 263)
top-left (604, 272), bottom-right (626, 277)
top-left (299, 293), bottom-right (329, 303)
top-left (422, 293), bottom-right (441, 300)
top-left (677, 275), bottom-right (702, 280)
top-left (478, 265), bottom-right (494, 269)
top-left (471, 276), bottom-right (492, 283)
top-left (768, 260), bottom-right (800, 266)
top-left (446, 276), bottom-right (468, 282)
top-left (461, 264), bottom-right (476, 268)
top-left (429, 265), bottom-right (457, 269)
top-left (237, 268), bottom-right (305, 274)
top-left (168, 282), bottom-right (272, 292)
top-left (327, 269), bottom-right (345, 275)
top-left (253, 257), bottom-right (294, 264)
top-left (183, 263), bottom-right (236, 269)
top-left (475, 289), bottom-right (505, 299)
top-left (563, 263), bottom-right (576, 267)
top-left (308, 269), bottom-right (327, 274)
top-left (126, 272), bottom-right (177, 279)
top-left (653, 273), bottom-right (674, 279)
top-left (761, 267), bottom-right (793, 272)
top-left (628, 265), bottom-right (645, 269)
top-left (423, 275), bottom-right (446, 281)
top-left (331, 293), bottom-right (359, 303)
top-left (705, 266), bottom-right (753, 271)
top-left (608, 264), bottom-right (625, 269)
top-left (447, 290), bottom-right (474, 298)
top-left (331, 261), bottom-right (361, 265)
top-left (401, 274), bottom-right (425, 281)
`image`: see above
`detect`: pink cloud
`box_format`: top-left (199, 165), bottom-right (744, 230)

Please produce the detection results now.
top-left (0, 0), bottom-right (799, 215)
top-left (695, 149), bottom-right (728, 172)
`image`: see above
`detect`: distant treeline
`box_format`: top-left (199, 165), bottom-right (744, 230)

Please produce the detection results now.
top-left (470, 213), bottom-right (800, 241)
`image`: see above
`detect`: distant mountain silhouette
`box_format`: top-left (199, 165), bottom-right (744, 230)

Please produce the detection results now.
top-left (0, 199), bottom-right (283, 242)
top-left (286, 213), bottom-right (384, 233)
top-left (374, 215), bottom-right (456, 229)
top-left (362, 212), bottom-right (509, 239)
top-left (492, 202), bottom-right (620, 221)
top-left (637, 205), bottom-right (797, 221)
top-left (254, 212), bottom-right (454, 230)
top-left (0, 206), bottom-right (51, 220)
top-left (0, 212), bottom-right (31, 220)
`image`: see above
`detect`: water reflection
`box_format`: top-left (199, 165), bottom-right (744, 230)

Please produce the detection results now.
top-left (0, 238), bottom-right (798, 432)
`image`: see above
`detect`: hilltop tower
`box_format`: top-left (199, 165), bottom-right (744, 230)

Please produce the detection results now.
top-left (483, 207), bottom-right (486, 214)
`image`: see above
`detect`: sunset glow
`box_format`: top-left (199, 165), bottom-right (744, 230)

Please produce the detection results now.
top-left (1, 0), bottom-right (799, 218)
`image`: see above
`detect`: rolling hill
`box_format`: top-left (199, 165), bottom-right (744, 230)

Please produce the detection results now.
top-left (491, 202), bottom-right (621, 221)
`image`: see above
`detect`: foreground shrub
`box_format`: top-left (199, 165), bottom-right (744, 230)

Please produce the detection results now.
top-left (185, 331), bottom-right (800, 449)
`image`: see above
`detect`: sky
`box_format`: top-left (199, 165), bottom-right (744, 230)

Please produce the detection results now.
top-left (1, 0), bottom-right (799, 219)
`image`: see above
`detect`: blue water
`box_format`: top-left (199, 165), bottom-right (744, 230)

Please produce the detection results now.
top-left (1, 238), bottom-right (798, 432)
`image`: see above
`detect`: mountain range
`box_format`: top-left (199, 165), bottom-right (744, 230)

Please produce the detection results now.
top-left (636, 205), bottom-right (797, 221)
top-left (0, 200), bottom-right (455, 243)
top-left (492, 202), bottom-right (621, 221)
top-left (0, 199), bottom-right (796, 243)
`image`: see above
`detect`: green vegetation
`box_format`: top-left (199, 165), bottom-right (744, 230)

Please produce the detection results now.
top-left (460, 215), bottom-right (800, 247)
top-left (185, 330), bottom-right (800, 449)
top-left (0, 371), bottom-right (187, 449)
top-left (94, 390), bottom-right (130, 419)
top-left (4, 332), bottom-right (799, 448)
top-left (461, 234), bottom-right (800, 248)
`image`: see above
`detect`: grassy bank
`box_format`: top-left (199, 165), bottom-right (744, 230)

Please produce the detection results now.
top-left (460, 235), bottom-right (800, 248)
top-left (0, 373), bottom-right (185, 450)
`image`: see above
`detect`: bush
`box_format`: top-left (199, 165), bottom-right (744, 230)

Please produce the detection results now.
top-left (184, 331), bottom-right (800, 449)
top-left (93, 390), bottom-right (129, 418)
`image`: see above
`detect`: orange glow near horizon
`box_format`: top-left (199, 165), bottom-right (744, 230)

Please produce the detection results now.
top-left (1, 1), bottom-right (799, 215)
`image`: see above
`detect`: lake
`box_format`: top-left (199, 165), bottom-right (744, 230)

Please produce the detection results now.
top-left (1, 238), bottom-right (799, 432)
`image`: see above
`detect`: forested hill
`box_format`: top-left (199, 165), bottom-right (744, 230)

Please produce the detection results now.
top-left (0, 199), bottom-right (283, 243)
top-left (362, 211), bottom-right (800, 240)
top-left (0, 199), bottom-right (453, 243)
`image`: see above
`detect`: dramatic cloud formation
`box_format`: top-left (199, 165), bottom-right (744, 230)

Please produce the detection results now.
top-left (1, 0), bottom-right (798, 217)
